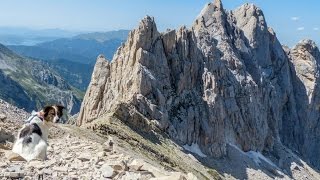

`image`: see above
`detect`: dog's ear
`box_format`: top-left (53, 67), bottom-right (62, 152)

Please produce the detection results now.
top-left (56, 105), bottom-right (64, 113)
top-left (56, 105), bottom-right (65, 111)
top-left (43, 106), bottom-right (54, 117)
top-left (55, 105), bottom-right (65, 116)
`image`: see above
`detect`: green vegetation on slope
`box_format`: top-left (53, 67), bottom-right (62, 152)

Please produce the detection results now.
top-left (0, 43), bottom-right (82, 114)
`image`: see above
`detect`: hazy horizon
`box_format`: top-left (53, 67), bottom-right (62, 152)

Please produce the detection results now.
top-left (0, 0), bottom-right (319, 47)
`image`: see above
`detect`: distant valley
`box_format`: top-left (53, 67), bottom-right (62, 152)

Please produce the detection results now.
top-left (0, 29), bottom-right (129, 113)
top-left (5, 30), bottom-right (129, 91)
top-left (0, 43), bottom-right (82, 114)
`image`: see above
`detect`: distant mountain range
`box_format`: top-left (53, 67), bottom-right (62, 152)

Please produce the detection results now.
top-left (73, 30), bottom-right (129, 42)
top-left (0, 43), bottom-right (82, 114)
top-left (0, 29), bottom-right (129, 112)
top-left (8, 30), bottom-right (129, 64)
top-left (6, 30), bottom-right (129, 90)
top-left (0, 27), bottom-right (82, 45)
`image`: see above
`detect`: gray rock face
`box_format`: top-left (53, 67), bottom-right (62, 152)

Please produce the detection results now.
top-left (78, 0), bottom-right (320, 168)
top-left (286, 39), bottom-right (320, 168)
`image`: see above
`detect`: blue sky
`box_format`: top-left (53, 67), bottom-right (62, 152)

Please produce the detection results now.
top-left (0, 0), bottom-right (319, 46)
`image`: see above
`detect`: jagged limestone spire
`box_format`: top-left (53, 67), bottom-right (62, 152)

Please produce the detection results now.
top-left (214, 0), bottom-right (223, 10)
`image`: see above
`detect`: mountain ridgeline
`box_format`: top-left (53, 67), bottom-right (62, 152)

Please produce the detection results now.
top-left (7, 30), bottom-right (129, 91)
top-left (8, 30), bottom-right (130, 64)
top-left (77, 0), bottom-right (320, 173)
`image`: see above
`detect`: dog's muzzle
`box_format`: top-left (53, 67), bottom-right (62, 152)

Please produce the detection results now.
top-left (53, 116), bottom-right (60, 123)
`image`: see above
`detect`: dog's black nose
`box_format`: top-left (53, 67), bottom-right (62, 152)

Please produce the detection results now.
top-left (55, 118), bottom-right (60, 123)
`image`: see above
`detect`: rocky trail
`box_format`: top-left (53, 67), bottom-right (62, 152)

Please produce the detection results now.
top-left (1, 100), bottom-right (199, 179)
top-left (1, 126), bottom-right (195, 179)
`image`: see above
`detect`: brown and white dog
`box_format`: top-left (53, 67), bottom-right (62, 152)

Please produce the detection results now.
top-left (12, 105), bottom-right (64, 161)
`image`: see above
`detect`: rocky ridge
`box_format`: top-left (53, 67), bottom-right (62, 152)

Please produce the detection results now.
top-left (77, 0), bottom-right (320, 178)
top-left (1, 99), bottom-right (202, 179)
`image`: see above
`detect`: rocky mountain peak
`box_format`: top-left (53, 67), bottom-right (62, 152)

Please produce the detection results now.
top-left (78, 0), bottom-right (320, 174)
top-left (232, 3), bottom-right (268, 52)
top-left (290, 39), bottom-right (320, 79)
top-left (214, 0), bottom-right (223, 10)
top-left (131, 16), bottom-right (159, 51)
top-left (289, 39), bottom-right (320, 104)
top-left (195, 0), bottom-right (226, 29)
top-left (292, 39), bottom-right (320, 60)
top-left (139, 16), bottom-right (156, 30)
top-left (97, 54), bottom-right (106, 60)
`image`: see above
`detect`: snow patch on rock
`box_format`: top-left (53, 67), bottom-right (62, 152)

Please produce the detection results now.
top-left (228, 144), bottom-right (277, 168)
top-left (183, 143), bottom-right (207, 158)
top-left (246, 151), bottom-right (277, 168)
top-left (142, 66), bottom-right (156, 80)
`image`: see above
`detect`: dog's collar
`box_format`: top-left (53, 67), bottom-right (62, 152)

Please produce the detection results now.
top-left (25, 111), bottom-right (44, 123)
top-left (37, 112), bottom-right (44, 121)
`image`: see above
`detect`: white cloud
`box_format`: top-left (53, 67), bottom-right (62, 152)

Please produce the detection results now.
top-left (291, 17), bottom-right (299, 21)
top-left (297, 27), bottom-right (305, 31)
top-left (314, 27), bottom-right (319, 31)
